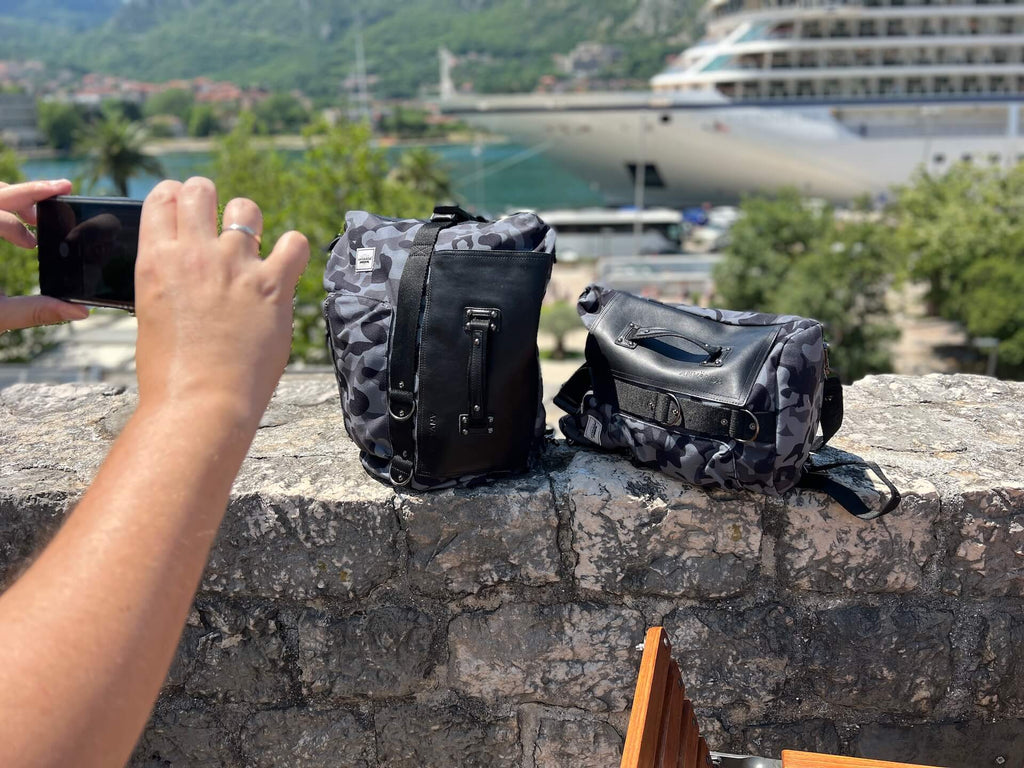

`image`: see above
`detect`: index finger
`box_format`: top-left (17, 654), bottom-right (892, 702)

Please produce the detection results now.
top-left (139, 180), bottom-right (183, 253)
top-left (0, 179), bottom-right (72, 216)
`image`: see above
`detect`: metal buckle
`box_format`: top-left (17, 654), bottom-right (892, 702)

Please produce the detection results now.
top-left (663, 392), bottom-right (683, 427)
top-left (735, 408), bottom-right (760, 443)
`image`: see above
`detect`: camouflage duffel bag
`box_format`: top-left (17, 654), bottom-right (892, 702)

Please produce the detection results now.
top-left (555, 284), bottom-right (900, 519)
top-left (323, 205), bottom-right (556, 490)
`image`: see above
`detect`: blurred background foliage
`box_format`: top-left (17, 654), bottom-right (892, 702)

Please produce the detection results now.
top-left (714, 165), bottom-right (1024, 381)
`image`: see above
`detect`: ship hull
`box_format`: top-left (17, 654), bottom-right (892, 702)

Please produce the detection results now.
top-left (444, 93), bottom-right (1024, 205)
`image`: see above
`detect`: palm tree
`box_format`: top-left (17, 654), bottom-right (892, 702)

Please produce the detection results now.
top-left (389, 146), bottom-right (453, 201)
top-left (80, 112), bottom-right (164, 197)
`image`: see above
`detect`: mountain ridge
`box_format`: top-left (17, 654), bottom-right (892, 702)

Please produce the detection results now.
top-left (0, 0), bottom-right (702, 97)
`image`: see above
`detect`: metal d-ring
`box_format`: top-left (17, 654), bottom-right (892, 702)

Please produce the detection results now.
top-left (389, 464), bottom-right (413, 487)
top-left (388, 400), bottom-right (416, 422)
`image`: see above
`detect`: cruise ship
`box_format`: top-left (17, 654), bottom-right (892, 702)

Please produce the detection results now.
top-left (441, 0), bottom-right (1024, 205)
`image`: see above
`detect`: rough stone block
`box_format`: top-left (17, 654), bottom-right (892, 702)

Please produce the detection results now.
top-left (972, 611), bottom-right (1024, 715)
top-left (240, 707), bottom-right (376, 768)
top-left (777, 477), bottom-right (940, 594)
top-left (177, 601), bottom-right (293, 705)
top-left (562, 452), bottom-right (762, 598)
top-left (518, 704), bottom-right (625, 768)
top-left (662, 605), bottom-right (800, 722)
top-left (0, 493), bottom-right (70, 590)
top-left (728, 719), bottom-right (841, 758)
top-left (951, 487), bottom-right (1024, 598)
top-left (851, 719), bottom-right (1024, 768)
top-left (130, 697), bottom-right (249, 768)
top-left (375, 696), bottom-right (520, 767)
top-left (202, 492), bottom-right (401, 602)
top-left (398, 472), bottom-right (560, 596)
top-left (297, 604), bottom-right (440, 701)
top-left (448, 601), bottom-right (644, 711)
top-left (802, 605), bottom-right (954, 715)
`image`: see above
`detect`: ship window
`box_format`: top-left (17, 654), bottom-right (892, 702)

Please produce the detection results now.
top-left (989, 153), bottom-right (1001, 165)
top-left (660, 113), bottom-right (672, 124)
top-left (933, 154), bottom-right (946, 164)
top-left (626, 163), bottom-right (666, 189)
top-left (962, 154), bottom-right (973, 164)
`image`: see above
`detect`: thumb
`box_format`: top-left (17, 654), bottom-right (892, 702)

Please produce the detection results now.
top-left (0, 295), bottom-right (90, 332)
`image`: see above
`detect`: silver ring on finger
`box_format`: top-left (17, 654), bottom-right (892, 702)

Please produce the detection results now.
top-left (225, 222), bottom-right (262, 246)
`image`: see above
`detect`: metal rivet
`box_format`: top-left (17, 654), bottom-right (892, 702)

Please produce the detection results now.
top-left (473, 405), bottom-right (481, 413)
top-left (464, 323), bottom-right (471, 331)
top-left (490, 323), bottom-right (496, 331)
top-left (462, 429), bottom-right (469, 436)
top-left (399, 410), bottom-right (405, 417)
top-left (402, 450), bottom-right (409, 458)
top-left (398, 381), bottom-right (405, 388)
top-left (720, 418), bottom-right (728, 426)
top-left (490, 310), bottom-right (497, 318)
top-left (488, 416), bottom-right (494, 423)
top-left (487, 428), bottom-right (494, 434)
top-left (474, 338), bottom-right (481, 346)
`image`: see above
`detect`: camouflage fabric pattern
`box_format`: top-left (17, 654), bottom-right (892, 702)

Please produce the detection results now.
top-left (324, 210), bottom-right (555, 489)
top-left (560, 285), bottom-right (826, 496)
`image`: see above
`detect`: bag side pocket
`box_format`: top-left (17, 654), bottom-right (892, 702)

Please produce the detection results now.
top-left (325, 291), bottom-right (393, 461)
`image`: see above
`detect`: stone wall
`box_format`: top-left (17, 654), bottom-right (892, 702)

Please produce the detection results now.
top-left (1, 374), bottom-right (1022, 768)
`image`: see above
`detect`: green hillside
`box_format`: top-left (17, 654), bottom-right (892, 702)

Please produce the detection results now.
top-left (0, 0), bottom-right (702, 97)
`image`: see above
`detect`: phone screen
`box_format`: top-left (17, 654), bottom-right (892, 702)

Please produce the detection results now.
top-left (37, 196), bottom-right (143, 310)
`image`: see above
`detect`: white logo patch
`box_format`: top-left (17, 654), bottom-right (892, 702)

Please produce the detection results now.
top-left (584, 415), bottom-right (603, 444)
top-left (355, 247), bottom-right (376, 272)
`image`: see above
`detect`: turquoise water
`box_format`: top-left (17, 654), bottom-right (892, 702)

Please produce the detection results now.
top-left (21, 142), bottom-right (603, 215)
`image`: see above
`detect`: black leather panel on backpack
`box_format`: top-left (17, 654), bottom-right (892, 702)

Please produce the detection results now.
top-left (415, 250), bottom-right (550, 480)
top-left (592, 291), bottom-right (782, 407)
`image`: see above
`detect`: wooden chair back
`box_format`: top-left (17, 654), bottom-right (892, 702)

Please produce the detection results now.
top-left (620, 626), bottom-right (712, 768)
top-left (621, 628), bottom-right (945, 768)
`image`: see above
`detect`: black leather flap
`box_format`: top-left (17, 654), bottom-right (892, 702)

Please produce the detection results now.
top-left (589, 293), bottom-right (782, 407)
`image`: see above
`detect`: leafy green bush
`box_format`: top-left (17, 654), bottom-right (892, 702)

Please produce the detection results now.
top-left (210, 115), bottom-right (443, 362)
top-left (714, 190), bottom-right (898, 382)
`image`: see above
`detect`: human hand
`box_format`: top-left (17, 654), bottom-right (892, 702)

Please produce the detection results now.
top-left (134, 177), bottom-right (309, 429)
top-left (0, 179), bottom-right (90, 333)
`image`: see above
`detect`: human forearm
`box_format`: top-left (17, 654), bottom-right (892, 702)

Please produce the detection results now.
top-left (0, 398), bottom-right (255, 768)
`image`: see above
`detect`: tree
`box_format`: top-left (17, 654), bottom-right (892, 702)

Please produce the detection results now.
top-left (251, 92), bottom-right (310, 135)
top-left (0, 144), bottom-right (59, 361)
top-left (714, 190), bottom-right (898, 382)
top-left (540, 300), bottom-right (581, 359)
top-left (889, 163), bottom-right (1024, 375)
top-left (210, 116), bottom-right (435, 362)
top-left (388, 146), bottom-right (453, 201)
top-left (143, 88), bottom-right (195, 121)
top-left (37, 101), bottom-right (84, 153)
top-left (80, 112), bottom-right (164, 196)
top-left (187, 104), bottom-right (220, 138)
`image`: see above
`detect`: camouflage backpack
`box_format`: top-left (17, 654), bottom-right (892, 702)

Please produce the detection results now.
top-left (323, 205), bottom-right (556, 489)
top-left (555, 285), bottom-right (900, 519)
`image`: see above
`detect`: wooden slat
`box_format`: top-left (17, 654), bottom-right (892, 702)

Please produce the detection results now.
top-left (696, 737), bottom-right (712, 768)
top-left (678, 699), bottom-right (700, 768)
top-left (654, 661), bottom-right (684, 768)
top-left (782, 751), bottom-right (948, 768)
top-left (621, 627), bottom-right (674, 768)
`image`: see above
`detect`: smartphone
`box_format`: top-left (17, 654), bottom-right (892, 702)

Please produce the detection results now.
top-left (37, 195), bottom-right (143, 311)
